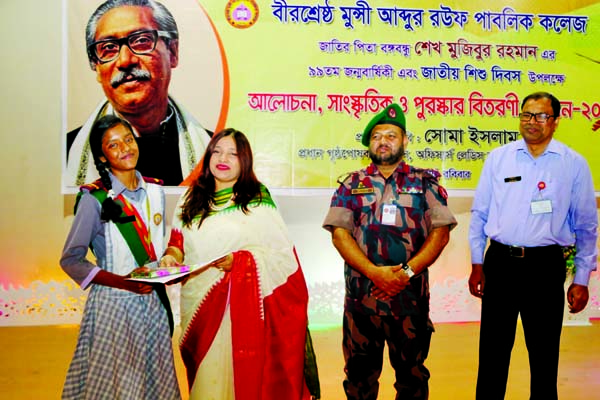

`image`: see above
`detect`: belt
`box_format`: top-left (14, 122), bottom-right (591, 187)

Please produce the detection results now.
top-left (490, 240), bottom-right (561, 258)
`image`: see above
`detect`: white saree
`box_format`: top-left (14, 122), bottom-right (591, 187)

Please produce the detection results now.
top-left (169, 187), bottom-right (312, 400)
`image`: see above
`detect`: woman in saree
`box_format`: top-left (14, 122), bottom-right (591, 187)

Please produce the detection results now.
top-left (161, 128), bottom-right (318, 400)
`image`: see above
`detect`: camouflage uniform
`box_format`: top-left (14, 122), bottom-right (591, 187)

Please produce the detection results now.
top-left (323, 161), bottom-right (456, 400)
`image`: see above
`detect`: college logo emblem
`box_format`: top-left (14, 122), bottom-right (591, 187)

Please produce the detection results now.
top-left (225, 0), bottom-right (259, 29)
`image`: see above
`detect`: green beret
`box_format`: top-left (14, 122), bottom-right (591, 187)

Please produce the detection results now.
top-left (361, 103), bottom-right (406, 147)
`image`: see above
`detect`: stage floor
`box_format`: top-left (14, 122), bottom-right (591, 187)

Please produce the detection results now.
top-left (1, 320), bottom-right (599, 399)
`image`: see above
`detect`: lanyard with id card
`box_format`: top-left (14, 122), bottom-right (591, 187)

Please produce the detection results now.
top-left (531, 181), bottom-right (552, 214)
top-left (382, 203), bottom-right (396, 225)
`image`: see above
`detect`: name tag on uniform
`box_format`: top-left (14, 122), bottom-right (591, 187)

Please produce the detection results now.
top-left (399, 186), bottom-right (422, 194)
top-left (531, 199), bottom-right (552, 214)
top-left (382, 204), bottom-right (396, 225)
top-left (351, 187), bottom-right (374, 195)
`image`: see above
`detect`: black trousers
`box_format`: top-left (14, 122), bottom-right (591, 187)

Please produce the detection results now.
top-left (476, 241), bottom-right (566, 400)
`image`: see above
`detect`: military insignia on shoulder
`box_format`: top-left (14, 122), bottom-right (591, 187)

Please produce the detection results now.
top-left (336, 172), bottom-right (353, 185)
top-left (423, 168), bottom-right (441, 179)
top-left (438, 186), bottom-right (449, 200)
top-left (351, 181), bottom-right (375, 195)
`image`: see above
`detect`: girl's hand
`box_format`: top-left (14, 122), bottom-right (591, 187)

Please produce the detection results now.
top-left (123, 278), bottom-right (154, 294)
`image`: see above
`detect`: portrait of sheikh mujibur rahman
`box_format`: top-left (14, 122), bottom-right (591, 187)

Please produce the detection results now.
top-left (66, 0), bottom-right (213, 187)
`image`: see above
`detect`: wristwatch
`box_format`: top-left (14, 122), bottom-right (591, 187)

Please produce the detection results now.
top-left (402, 264), bottom-right (415, 278)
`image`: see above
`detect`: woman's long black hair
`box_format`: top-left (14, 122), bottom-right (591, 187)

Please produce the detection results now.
top-left (179, 128), bottom-right (261, 228)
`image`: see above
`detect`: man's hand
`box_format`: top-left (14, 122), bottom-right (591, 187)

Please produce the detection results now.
top-left (468, 263), bottom-right (485, 298)
top-left (330, 227), bottom-right (409, 299)
top-left (567, 283), bottom-right (589, 313)
top-left (370, 265), bottom-right (408, 298)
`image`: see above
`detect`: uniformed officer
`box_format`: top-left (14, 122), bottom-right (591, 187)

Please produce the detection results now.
top-left (323, 103), bottom-right (457, 400)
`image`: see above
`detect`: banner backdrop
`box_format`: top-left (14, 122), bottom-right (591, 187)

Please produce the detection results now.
top-left (63, 0), bottom-right (600, 191)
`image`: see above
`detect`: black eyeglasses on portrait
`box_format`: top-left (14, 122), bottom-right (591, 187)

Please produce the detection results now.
top-left (518, 112), bottom-right (555, 123)
top-left (88, 30), bottom-right (174, 64)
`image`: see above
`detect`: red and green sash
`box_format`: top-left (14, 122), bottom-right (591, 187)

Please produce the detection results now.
top-left (76, 179), bottom-right (156, 266)
top-left (76, 179), bottom-right (175, 336)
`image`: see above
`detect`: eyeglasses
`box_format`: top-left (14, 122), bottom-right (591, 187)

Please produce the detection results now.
top-left (88, 30), bottom-right (173, 64)
top-left (518, 112), bottom-right (555, 123)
